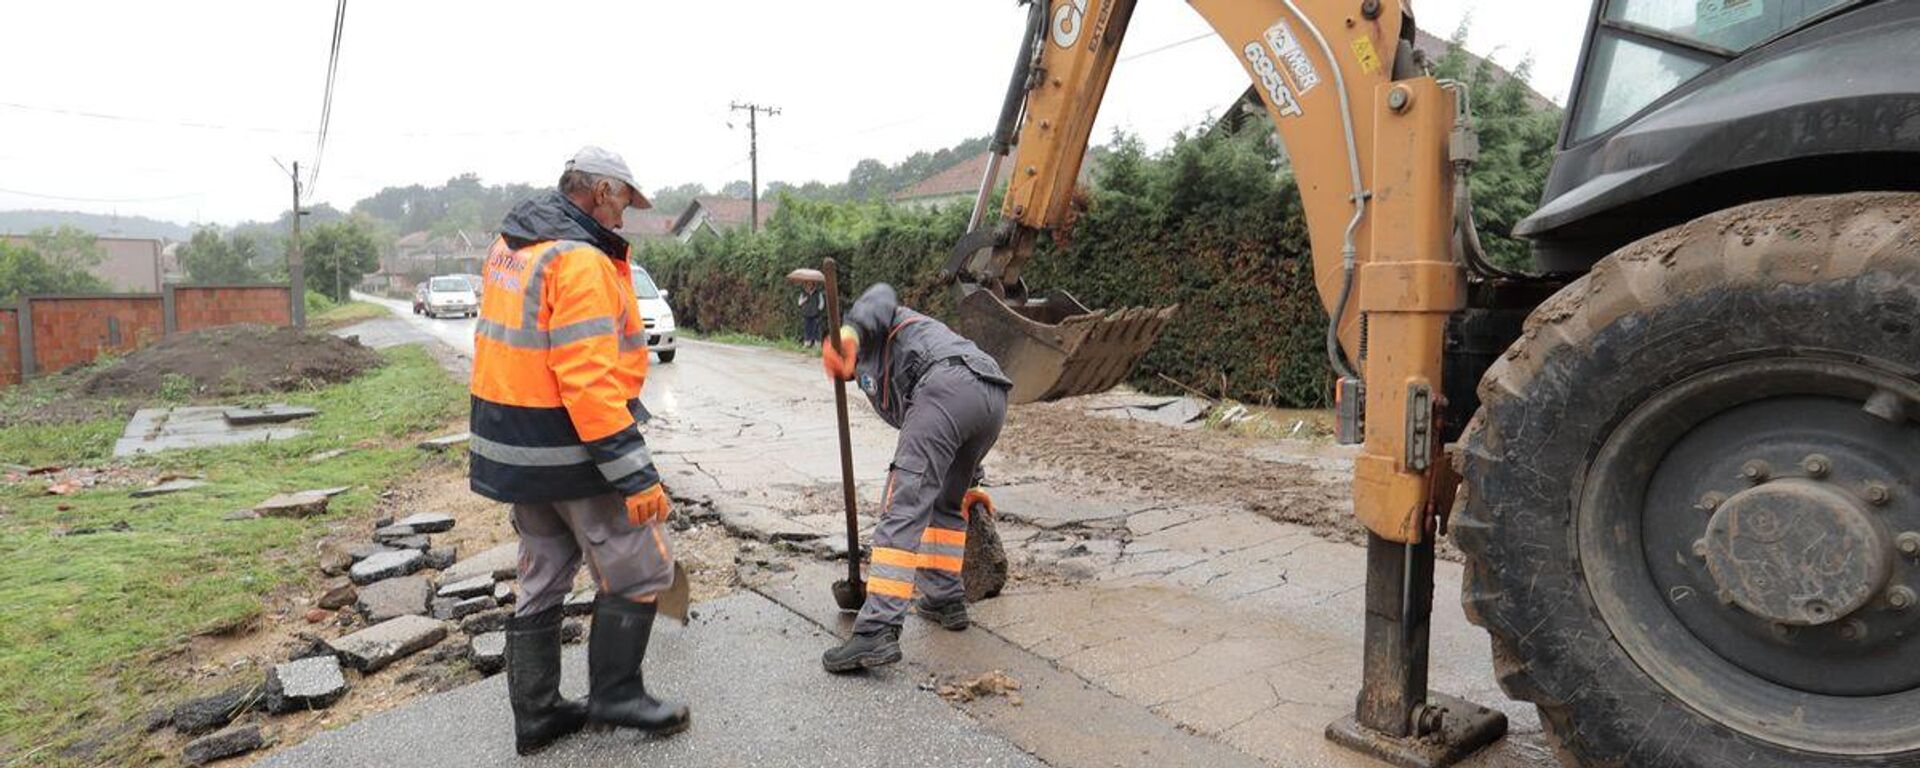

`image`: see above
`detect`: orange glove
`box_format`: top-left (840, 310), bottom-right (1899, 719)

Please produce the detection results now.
top-left (822, 325), bottom-right (858, 381)
top-left (625, 484), bottom-right (671, 526)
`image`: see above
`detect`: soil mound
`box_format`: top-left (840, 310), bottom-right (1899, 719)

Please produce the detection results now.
top-left (82, 325), bottom-right (382, 397)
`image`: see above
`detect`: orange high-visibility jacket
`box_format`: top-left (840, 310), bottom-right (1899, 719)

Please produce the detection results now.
top-left (469, 192), bottom-right (654, 503)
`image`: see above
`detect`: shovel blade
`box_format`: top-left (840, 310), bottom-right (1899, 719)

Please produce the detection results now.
top-left (832, 578), bottom-right (867, 612)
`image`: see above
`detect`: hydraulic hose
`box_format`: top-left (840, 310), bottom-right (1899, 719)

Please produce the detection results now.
top-left (1280, 0), bottom-right (1368, 382)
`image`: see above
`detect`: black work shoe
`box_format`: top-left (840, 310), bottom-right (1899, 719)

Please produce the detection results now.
top-left (822, 626), bottom-right (903, 673)
top-left (915, 597), bottom-right (970, 632)
top-left (587, 596), bottom-right (692, 736)
top-left (506, 607), bottom-right (589, 755)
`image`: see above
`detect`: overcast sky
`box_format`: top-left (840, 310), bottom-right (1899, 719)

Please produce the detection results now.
top-left (0, 1), bottom-right (1590, 227)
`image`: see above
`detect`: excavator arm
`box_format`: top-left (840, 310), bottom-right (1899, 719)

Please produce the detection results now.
top-left (949, 3), bottom-right (1505, 764)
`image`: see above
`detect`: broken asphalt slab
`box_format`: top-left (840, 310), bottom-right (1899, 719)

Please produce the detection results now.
top-left (438, 542), bottom-right (516, 584)
top-left (328, 615), bottom-right (447, 673)
top-left (260, 592), bottom-right (1042, 768)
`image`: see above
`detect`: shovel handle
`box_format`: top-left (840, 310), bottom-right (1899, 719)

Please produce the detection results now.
top-left (823, 259), bottom-right (863, 586)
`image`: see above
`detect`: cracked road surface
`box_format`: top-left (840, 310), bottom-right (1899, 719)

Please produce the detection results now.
top-left (313, 297), bottom-right (1555, 766)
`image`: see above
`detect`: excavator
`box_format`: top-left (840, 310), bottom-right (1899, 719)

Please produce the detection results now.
top-left (942, 1), bottom-right (1920, 766)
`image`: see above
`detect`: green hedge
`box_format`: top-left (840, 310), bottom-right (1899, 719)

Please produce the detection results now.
top-left (639, 127), bottom-right (1334, 407)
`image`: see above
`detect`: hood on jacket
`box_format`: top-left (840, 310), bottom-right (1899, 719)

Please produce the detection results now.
top-left (498, 190), bottom-right (630, 261)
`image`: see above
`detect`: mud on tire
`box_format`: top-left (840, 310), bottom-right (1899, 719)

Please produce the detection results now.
top-left (1455, 193), bottom-right (1920, 767)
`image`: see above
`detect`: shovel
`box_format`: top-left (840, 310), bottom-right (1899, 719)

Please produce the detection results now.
top-left (815, 258), bottom-right (868, 612)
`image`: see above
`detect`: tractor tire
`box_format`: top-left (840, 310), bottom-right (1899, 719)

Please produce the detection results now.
top-left (1456, 193), bottom-right (1920, 767)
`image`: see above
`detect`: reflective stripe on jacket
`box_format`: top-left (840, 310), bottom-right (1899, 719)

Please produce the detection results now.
top-left (469, 223), bottom-right (655, 503)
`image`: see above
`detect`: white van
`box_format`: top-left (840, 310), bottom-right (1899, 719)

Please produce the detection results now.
top-left (423, 275), bottom-right (477, 319)
top-left (632, 265), bottom-right (678, 363)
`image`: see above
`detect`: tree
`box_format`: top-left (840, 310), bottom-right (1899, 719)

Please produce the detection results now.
top-left (177, 228), bottom-right (262, 284)
top-left (1429, 22), bottom-right (1563, 270)
top-left (0, 238), bottom-right (108, 300)
top-left (303, 218), bottom-right (381, 301)
top-left (23, 225), bottom-right (105, 272)
top-left (718, 180), bottom-right (753, 199)
top-left (648, 183), bottom-right (708, 216)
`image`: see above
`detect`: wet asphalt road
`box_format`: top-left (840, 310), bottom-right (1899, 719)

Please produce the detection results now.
top-left (260, 592), bottom-right (1042, 768)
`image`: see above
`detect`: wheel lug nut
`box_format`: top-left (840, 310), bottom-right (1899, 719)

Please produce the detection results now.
top-left (1840, 619), bottom-right (1869, 642)
top-left (1740, 460), bottom-right (1770, 482)
top-left (1865, 482), bottom-right (1892, 506)
top-left (1899, 532), bottom-right (1920, 557)
top-left (1802, 454), bottom-right (1831, 479)
top-left (1889, 587), bottom-right (1916, 611)
top-left (1700, 492), bottom-right (1727, 511)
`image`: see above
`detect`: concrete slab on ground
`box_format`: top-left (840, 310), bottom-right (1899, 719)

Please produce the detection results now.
top-left (260, 592), bottom-right (1043, 768)
top-left (113, 407), bottom-right (309, 457)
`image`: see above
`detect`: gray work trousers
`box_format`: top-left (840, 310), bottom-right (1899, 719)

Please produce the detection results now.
top-left (855, 363), bottom-right (1009, 633)
top-left (511, 491), bottom-right (675, 616)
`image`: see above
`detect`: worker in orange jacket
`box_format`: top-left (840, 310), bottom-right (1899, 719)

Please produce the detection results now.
top-left (469, 146), bottom-right (688, 755)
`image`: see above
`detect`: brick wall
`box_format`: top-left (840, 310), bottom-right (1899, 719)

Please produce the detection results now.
top-left (173, 286), bottom-right (292, 332)
top-left (29, 296), bottom-right (166, 374)
top-left (0, 309), bottom-right (18, 387)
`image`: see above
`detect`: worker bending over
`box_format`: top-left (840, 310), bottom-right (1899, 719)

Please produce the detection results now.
top-left (820, 283), bottom-right (1012, 673)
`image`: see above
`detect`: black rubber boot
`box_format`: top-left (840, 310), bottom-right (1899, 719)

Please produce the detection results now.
top-left (587, 596), bottom-right (691, 736)
top-left (506, 606), bottom-right (589, 756)
top-left (822, 625), bottom-right (903, 673)
top-left (915, 597), bottom-right (971, 632)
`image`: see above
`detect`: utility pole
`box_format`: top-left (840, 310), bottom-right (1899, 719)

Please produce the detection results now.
top-left (730, 101), bottom-right (780, 233)
top-left (289, 161), bottom-right (307, 327)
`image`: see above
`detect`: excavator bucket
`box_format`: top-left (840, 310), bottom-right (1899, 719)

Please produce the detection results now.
top-left (956, 288), bottom-right (1176, 405)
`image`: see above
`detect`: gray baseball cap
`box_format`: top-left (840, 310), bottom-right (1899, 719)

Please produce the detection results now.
top-left (566, 146), bottom-right (652, 210)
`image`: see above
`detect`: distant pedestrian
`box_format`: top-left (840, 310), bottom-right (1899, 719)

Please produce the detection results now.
top-left (798, 282), bottom-right (825, 347)
top-left (470, 146), bottom-right (690, 755)
top-left (819, 283), bottom-right (1011, 673)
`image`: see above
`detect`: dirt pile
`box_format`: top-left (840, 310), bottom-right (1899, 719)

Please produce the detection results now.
top-left (82, 325), bottom-right (382, 398)
top-left (936, 670), bottom-right (1023, 705)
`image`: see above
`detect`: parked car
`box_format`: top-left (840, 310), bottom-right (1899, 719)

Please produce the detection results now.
top-left (412, 281), bottom-right (428, 315)
top-left (423, 275), bottom-right (478, 319)
top-left (457, 273), bottom-right (484, 301)
top-left (632, 266), bottom-right (677, 363)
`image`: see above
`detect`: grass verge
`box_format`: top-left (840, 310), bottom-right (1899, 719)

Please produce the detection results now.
top-left (681, 328), bottom-right (812, 355)
top-left (309, 301), bottom-right (391, 331)
top-left (0, 345), bottom-right (464, 764)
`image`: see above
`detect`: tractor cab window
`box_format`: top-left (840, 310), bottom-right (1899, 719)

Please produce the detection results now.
top-left (1570, 0), bottom-right (1855, 142)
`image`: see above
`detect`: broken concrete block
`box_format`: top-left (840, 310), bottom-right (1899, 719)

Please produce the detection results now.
top-left (429, 597), bottom-right (458, 620)
top-left (437, 575), bottom-right (493, 600)
top-left (371, 524), bottom-right (418, 543)
top-left (469, 632), bottom-right (506, 675)
top-left (356, 575), bottom-right (430, 621)
top-left (563, 589), bottom-right (596, 616)
top-left (392, 512), bottom-right (455, 534)
top-left (265, 656), bottom-right (347, 713)
top-left (223, 404), bottom-right (320, 426)
top-left (423, 546), bottom-right (456, 571)
top-left (459, 608), bottom-right (512, 636)
top-left (329, 615), bottom-right (447, 672)
top-left (132, 479), bottom-right (206, 498)
top-left (716, 503), bottom-right (828, 542)
top-left (346, 542), bottom-right (397, 562)
top-left (317, 580), bottom-right (357, 610)
top-left (434, 595), bottom-right (495, 621)
top-left (349, 549), bottom-right (425, 586)
top-left (172, 684), bottom-right (262, 735)
top-left (440, 543), bottom-right (517, 583)
top-left (493, 581), bottom-right (516, 605)
top-left (183, 725), bottom-right (265, 766)
top-left (383, 534), bottom-right (430, 551)
top-left (255, 491), bottom-right (329, 519)
top-left (418, 432), bottom-right (471, 451)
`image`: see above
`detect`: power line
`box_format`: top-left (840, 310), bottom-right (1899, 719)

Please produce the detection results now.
top-left (0, 100), bottom-right (579, 139)
top-left (0, 185), bottom-right (201, 203)
top-left (1118, 31), bottom-right (1213, 62)
top-left (307, 0), bottom-right (348, 198)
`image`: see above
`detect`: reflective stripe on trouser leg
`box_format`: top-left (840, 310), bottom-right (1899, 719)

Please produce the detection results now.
top-left (512, 501), bottom-right (585, 617)
top-left (916, 524), bottom-right (967, 605)
top-left (853, 462), bottom-right (947, 633)
top-left (551, 492), bottom-right (675, 602)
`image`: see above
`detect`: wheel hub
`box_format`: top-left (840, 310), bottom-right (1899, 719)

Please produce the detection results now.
top-left (1703, 478), bottom-right (1892, 626)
